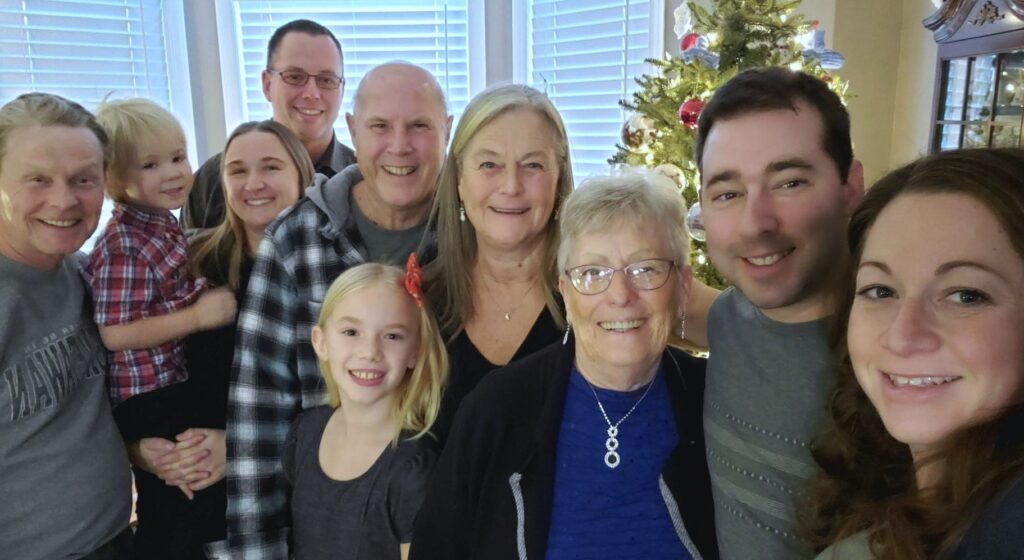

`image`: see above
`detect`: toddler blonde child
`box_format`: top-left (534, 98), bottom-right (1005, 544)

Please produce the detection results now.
top-left (86, 98), bottom-right (236, 558)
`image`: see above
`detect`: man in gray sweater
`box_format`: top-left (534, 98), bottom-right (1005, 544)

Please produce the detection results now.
top-left (694, 68), bottom-right (865, 559)
top-left (0, 93), bottom-right (132, 558)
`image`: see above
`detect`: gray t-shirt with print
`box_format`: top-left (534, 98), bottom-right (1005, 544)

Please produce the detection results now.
top-left (0, 254), bottom-right (132, 559)
top-left (704, 287), bottom-right (835, 560)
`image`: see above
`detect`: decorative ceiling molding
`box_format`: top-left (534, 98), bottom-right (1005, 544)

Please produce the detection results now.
top-left (924, 0), bottom-right (1024, 42)
top-left (1008, 0), bottom-right (1024, 18)
top-left (924, 0), bottom-right (978, 42)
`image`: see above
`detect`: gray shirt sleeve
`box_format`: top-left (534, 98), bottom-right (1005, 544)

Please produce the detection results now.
top-left (388, 439), bottom-right (439, 543)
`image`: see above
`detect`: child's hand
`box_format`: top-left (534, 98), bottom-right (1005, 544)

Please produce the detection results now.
top-left (194, 286), bottom-right (237, 330)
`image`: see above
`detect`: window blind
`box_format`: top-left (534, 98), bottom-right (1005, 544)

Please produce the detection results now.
top-left (527, 0), bottom-right (650, 179)
top-left (0, 0), bottom-right (171, 108)
top-left (231, 0), bottom-right (470, 147)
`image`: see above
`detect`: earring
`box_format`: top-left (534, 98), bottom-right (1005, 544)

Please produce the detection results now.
top-left (553, 207), bottom-right (560, 222)
top-left (563, 323), bottom-right (571, 345)
top-left (459, 202), bottom-right (466, 223)
top-left (679, 312), bottom-right (686, 340)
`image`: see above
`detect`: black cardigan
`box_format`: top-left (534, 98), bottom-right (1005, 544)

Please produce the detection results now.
top-left (410, 336), bottom-right (719, 559)
top-left (953, 406), bottom-right (1024, 559)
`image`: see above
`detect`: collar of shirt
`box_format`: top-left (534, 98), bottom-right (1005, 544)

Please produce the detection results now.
top-left (114, 202), bottom-right (179, 235)
top-left (315, 134), bottom-right (339, 175)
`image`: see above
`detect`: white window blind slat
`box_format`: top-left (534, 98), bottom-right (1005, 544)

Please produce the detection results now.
top-left (1, 0), bottom-right (193, 255)
top-left (527, 0), bottom-right (649, 179)
top-left (0, 0), bottom-right (172, 110)
top-left (232, 0), bottom-right (470, 148)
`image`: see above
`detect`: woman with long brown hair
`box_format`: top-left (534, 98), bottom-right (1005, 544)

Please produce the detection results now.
top-left (803, 148), bottom-right (1024, 559)
top-left (128, 120), bottom-right (313, 558)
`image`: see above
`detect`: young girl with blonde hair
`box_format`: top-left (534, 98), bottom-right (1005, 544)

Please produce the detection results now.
top-left (283, 257), bottom-right (448, 559)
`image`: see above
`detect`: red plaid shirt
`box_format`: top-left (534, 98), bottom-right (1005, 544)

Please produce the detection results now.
top-left (85, 203), bottom-right (207, 404)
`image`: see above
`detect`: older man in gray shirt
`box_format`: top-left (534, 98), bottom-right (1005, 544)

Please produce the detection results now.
top-left (0, 93), bottom-right (132, 559)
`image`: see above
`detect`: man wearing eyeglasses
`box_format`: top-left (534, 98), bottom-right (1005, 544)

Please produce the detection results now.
top-left (182, 19), bottom-right (355, 229)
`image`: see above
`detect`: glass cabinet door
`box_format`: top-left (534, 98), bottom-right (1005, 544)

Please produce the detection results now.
top-left (993, 51), bottom-right (1024, 148)
top-left (937, 58), bottom-right (968, 150)
top-left (934, 50), bottom-right (1024, 150)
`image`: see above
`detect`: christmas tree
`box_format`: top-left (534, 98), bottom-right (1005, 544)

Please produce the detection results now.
top-left (610, 0), bottom-right (849, 288)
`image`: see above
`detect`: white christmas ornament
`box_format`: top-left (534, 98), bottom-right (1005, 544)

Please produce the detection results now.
top-left (686, 202), bottom-right (706, 242)
top-left (673, 3), bottom-right (692, 38)
top-left (627, 112), bottom-right (655, 134)
top-left (654, 163), bottom-right (686, 189)
top-left (673, 0), bottom-right (714, 38)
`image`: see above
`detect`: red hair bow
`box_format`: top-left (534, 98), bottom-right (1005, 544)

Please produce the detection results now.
top-left (405, 252), bottom-right (424, 308)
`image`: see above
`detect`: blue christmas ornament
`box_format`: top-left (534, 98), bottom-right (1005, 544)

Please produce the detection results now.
top-left (802, 29), bottom-right (845, 70)
top-left (816, 50), bottom-right (845, 70)
top-left (683, 47), bottom-right (720, 69)
top-left (681, 34), bottom-right (719, 69)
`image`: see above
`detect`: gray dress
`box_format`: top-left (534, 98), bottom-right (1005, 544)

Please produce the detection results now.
top-left (283, 405), bottom-right (438, 559)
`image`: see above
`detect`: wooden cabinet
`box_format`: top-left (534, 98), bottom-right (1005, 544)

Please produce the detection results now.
top-left (927, 0), bottom-right (1024, 151)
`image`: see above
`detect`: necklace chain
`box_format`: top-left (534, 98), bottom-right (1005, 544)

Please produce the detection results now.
top-left (480, 274), bottom-right (538, 321)
top-left (583, 373), bottom-right (656, 469)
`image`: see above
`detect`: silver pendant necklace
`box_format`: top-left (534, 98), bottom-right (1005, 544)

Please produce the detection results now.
top-left (583, 373), bottom-right (656, 469)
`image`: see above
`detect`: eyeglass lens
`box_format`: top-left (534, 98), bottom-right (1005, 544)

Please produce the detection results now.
top-left (277, 70), bottom-right (342, 89)
top-left (569, 260), bottom-right (673, 294)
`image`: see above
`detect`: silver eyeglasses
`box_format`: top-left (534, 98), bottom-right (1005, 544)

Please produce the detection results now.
top-left (564, 258), bottom-right (676, 295)
top-left (268, 69), bottom-right (344, 90)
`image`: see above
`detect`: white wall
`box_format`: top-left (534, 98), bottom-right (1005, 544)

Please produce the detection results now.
top-left (890, 0), bottom-right (940, 169)
top-left (833, 0), bottom-right (902, 185)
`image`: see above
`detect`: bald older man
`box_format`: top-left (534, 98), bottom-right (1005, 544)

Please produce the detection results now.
top-left (211, 62), bottom-right (452, 558)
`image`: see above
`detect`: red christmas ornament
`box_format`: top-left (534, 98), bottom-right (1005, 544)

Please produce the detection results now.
top-left (680, 33), bottom-right (701, 52)
top-left (678, 98), bottom-right (704, 129)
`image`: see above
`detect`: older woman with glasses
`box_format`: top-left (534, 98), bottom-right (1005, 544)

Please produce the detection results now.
top-left (410, 172), bottom-right (719, 560)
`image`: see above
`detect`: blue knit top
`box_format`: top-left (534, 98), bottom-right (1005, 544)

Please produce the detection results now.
top-left (545, 366), bottom-right (692, 559)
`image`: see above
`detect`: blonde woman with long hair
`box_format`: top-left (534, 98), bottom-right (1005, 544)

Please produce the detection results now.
top-left (422, 84), bottom-right (574, 440)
